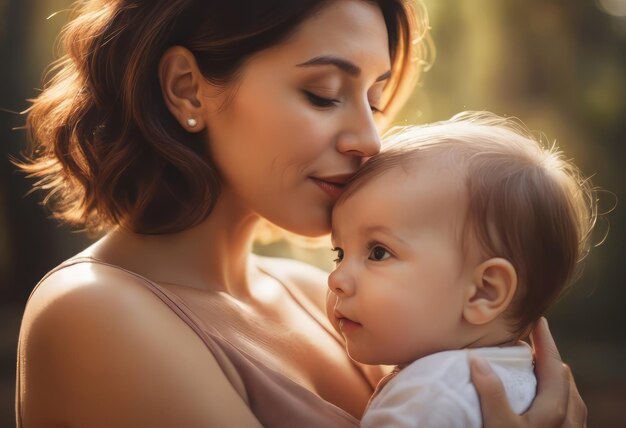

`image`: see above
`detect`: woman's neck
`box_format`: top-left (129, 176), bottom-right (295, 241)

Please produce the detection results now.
top-left (85, 188), bottom-right (261, 298)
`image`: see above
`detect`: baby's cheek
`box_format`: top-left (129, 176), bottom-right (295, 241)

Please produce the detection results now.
top-left (325, 289), bottom-right (341, 334)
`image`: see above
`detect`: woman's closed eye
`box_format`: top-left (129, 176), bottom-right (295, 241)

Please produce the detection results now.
top-left (303, 90), bottom-right (339, 108)
top-left (303, 90), bottom-right (381, 113)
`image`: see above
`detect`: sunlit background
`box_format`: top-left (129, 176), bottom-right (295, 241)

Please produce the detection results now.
top-left (1, 0), bottom-right (624, 426)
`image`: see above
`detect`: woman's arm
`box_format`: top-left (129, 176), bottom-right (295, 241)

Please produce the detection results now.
top-left (470, 318), bottom-right (587, 427)
top-left (17, 264), bottom-right (262, 428)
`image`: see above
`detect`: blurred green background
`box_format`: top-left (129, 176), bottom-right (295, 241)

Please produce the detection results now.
top-left (1, 0), bottom-right (624, 426)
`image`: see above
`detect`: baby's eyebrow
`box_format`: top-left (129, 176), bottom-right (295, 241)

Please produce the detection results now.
top-left (361, 225), bottom-right (410, 247)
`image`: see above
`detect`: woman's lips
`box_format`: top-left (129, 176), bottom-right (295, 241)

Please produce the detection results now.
top-left (310, 177), bottom-right (345, 199)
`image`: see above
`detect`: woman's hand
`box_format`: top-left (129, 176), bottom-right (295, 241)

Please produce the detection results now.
top-left (470, 318), bottom-right (587, 427)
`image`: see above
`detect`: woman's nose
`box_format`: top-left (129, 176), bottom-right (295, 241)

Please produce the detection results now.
top-left (336, 106), bottom-right (381, 157)
top-left (328, 268), bottom-right (355, 297)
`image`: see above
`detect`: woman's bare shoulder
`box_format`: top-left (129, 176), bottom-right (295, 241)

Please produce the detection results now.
top-left (18, 261), bottom-right (261, 428)
top-left (255, 254), bottom-right (329, 311)
top-left (25, 260), bottom-right (167, 313)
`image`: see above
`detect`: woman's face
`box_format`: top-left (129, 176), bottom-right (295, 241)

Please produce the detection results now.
top-left (202, 0), bottom-right (392, 236)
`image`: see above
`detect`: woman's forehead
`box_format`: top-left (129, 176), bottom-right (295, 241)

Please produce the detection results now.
top-left (265, 0), bottom-right (391, 71)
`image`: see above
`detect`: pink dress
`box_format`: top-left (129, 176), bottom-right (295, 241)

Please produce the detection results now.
top-left (16, 257), bottom-right (370, 427)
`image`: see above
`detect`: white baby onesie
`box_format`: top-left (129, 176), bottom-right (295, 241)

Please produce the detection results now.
top-left (361, 343), bottom-right (536, 428)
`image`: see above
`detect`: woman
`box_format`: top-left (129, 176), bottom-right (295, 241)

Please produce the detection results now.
top-left (16, 0), bottom-right (585, 426)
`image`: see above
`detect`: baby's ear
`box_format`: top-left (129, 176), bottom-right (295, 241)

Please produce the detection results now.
top-left (463, 258), bottom-right (517, 325)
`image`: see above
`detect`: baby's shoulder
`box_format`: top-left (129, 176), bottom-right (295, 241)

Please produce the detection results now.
top-left (364, 353), bottom-right (481, 428)
top-left (392, 350), bottom-right (473, 388)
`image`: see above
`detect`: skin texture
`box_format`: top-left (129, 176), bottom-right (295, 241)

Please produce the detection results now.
top-left (17, 0), bottom-right (586, 426)
top-left (328, 157), bottom-right (518, 366)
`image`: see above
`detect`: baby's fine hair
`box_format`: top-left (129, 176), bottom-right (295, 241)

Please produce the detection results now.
top-left (338, 111), bottom-right (598, 335)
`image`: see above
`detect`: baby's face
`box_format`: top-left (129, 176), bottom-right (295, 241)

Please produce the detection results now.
top-left (328, 158), bottom-right (473, 366)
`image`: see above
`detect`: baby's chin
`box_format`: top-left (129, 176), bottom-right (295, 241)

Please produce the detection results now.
top-left (346, 343), bottom-right (424, 367)
top-left (345, 346), bottom-right (398, 366)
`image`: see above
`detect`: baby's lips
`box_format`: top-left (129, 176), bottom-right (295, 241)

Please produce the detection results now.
top-left (333, 307), bottom-right (359, 324)
top-left (333, 307), bottom-right (346, 321)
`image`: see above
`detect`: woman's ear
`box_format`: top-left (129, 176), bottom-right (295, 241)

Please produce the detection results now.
top-left (158, 46), bottom-right (213, 132)
top-left (463, 258), bottom-right (517, 326)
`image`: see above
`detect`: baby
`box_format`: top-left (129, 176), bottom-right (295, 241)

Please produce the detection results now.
top-left (327, 112), bottom-right (596, 427)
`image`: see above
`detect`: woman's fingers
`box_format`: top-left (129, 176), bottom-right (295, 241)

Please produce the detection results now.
top-left (471, 318), bottom-right (586, 427)
top-left (565, 365), bottom-right (588, 427)
top-left (526, 317), bottom-right (571, 427)
top-left (530, 317), bottom-right (562, 376)
top-left (469, 355), bottom-right (522, 427)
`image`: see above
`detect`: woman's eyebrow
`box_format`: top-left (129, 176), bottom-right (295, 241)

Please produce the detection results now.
top-left (296, 55), bottom-right (391, 82)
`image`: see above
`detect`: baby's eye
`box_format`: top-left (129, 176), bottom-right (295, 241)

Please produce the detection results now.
top-left (331, 247), bottom-right (344, 264)
top-left (368, 246), bottom-right (390, 261)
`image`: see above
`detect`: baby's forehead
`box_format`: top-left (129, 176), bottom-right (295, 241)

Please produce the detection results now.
top-left (352, 152), bottom-right (466, 198)
top-left (332, 146), bottom-right (473, 237)
top-left (334, 155), bottom-right (468, 227)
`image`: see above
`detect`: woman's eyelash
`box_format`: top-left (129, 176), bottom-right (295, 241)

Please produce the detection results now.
top-left (304, 91), bottom-right (338, 108)
top-left (304, 90), bottom-right (381, 113)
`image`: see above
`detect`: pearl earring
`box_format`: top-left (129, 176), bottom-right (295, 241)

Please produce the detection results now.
top-left (187, 118), bottom-right (198, 128)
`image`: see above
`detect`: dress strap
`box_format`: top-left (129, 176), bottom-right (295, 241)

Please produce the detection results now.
top-left (17, 256), bottom-right (249, 406)
top-left (22, 256), bottom-right (98, 303)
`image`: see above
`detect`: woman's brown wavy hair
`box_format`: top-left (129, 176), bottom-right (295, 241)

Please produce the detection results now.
top-left (18, 0), bottom-right (432, 234)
